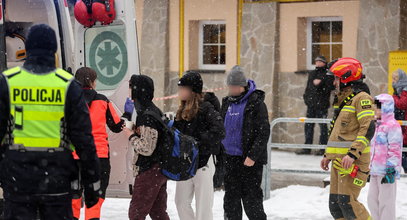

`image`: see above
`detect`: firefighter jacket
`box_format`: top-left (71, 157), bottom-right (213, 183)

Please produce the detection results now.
top-left (325, 86), bottom-right (376, 161)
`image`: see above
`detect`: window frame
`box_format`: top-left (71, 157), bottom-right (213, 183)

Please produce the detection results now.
top-left (306, 16), bottom-right (343, 70)
top-left (198, 20), bottom-right (226, 70)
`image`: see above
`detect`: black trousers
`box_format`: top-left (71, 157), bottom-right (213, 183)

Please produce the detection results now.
top-left (72, 158), bottom-right (111, 200)
top-left (223, 155), bottom-right (266, 220)
top-left (402, 151), bottom-right (407, 173)
top-left (4, 194), bottom-right (72, 220)
top-left (304, 107), bottom-right (328, 145)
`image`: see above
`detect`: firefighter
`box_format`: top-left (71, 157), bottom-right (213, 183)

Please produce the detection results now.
top-left (0, 24), bottom-right (100, 219)
top-left (320, 57), bottom-right (375, 220)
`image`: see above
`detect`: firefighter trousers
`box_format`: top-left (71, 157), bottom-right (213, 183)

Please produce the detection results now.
top-left (329, 161), bottom-right (370, 220)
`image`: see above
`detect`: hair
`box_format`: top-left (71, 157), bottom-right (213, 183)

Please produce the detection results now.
top-left (75, 67), bottom-right (97, 88)
top-left (176, 92), bottom-right (203, 121)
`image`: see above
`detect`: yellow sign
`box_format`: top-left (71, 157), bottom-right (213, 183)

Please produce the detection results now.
top-left (353, 178), bottom-right (364, 187)
top-left (388, 51), bottom-right (407, 93)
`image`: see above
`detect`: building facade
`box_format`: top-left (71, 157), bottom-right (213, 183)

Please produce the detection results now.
top-left (134, 0), bottom-right (407, 143)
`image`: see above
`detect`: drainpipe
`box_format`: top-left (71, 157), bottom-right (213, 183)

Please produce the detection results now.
top-left (179, 0), bottom-right (185, 78)
top-left (237, 0), bottom-right (243, 65)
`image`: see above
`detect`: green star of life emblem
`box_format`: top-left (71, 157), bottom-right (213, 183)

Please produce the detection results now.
top-left (89, 31), bottom-right (128, 86)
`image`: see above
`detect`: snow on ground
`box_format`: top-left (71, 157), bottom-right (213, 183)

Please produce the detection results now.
top-left (99, 180), bottom-right (407, 220)
top-left (91, 151), bottom-right (407, 219)
top-left (270, 150), bottom-right (321, 170)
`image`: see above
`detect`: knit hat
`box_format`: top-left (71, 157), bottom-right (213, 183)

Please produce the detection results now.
top-left (178, 70), bottom-right (203, 94)
top-left (25, 24), bottom-right (57, 56)
top-left (315, 56), bottom-right (327, 63)
top-left (227, 65), bottom-right (247, 87)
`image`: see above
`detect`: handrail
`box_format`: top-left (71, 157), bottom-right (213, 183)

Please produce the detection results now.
top-left (268, 117), bottom-right (407, 152)
top-left (262, 117), bottom-right (407, 200)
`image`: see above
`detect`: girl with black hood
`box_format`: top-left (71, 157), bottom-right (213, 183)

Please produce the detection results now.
top-left (123, 75), bottom-right (169, 220)
top-left (174, 71), bottom-right (225, 220)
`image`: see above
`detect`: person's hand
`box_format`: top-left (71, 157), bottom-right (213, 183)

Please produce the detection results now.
top-left (333, 158), bottom-right (358, 177)
top-left (320, 157), bottom-right (330, 171)
top-left (124, 97), bottom-right (134, 114)
top-left (244, 157), bottom-right (255, 167)
top-left (123, 127), bottom-right (134, 138)
top-left (341, 155), bottom-right (355, 169)
top-left (313, 79), bottom-right (322, 86)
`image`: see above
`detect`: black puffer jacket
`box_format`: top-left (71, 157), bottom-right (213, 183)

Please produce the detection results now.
top-left (174, 93), bottom-right (225, 168)
top-left (204, 92), bottom-right (221, 112)
top-left (0, 54), bottom-right (100, 199)
top-left (203, 92), bottom-right (222, 157)
top-left (221, 90), bottom-right (270, 165)
top-left (303, 67), bottom-right (335, 109)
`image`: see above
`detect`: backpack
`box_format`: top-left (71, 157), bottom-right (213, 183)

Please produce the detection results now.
top-left (144, 111), bottom-right (199, 181)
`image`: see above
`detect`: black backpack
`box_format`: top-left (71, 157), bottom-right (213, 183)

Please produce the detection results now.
top-left (144, 111), bottom-right (199, 181)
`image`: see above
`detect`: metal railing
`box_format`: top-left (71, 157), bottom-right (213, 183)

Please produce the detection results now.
top-left (261, 117), bottom-right (407, 200)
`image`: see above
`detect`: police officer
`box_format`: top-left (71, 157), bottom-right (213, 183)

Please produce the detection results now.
top-left (320, 58), bottom-right (375, 220)
top-left (0, 24), bottom-right (100, 219)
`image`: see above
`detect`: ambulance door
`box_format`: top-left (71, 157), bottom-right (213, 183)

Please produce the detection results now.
top-left (74, 0), bottom-right (140, 198)
top-left (54, 0), bottom-right (75, 71)
top-left (4, 0), bottom-right (73, 71)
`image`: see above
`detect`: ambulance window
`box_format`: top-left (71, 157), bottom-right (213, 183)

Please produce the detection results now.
top-left (84, 25), bottom-right (128, 91)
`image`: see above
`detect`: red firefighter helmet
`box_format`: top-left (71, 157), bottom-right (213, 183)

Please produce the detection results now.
top-left (329, 57), bottom-right (363, 84)
top-left (74, 0), bottom-right (95, 27)
top-left (92, 0), bottom-right (116, 25)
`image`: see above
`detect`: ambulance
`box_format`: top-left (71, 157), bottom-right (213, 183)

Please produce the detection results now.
top-left (1, 0), bottom-right (139, 198)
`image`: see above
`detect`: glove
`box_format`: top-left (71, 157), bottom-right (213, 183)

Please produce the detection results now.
top-left (84, 181), bottom-right (101, 208)
top-left (124, 97), bottom-right (134, 114)
top-left (381, 167), bottom-right (396, 184)
top-left (333, 158), bottom-right (359, 178)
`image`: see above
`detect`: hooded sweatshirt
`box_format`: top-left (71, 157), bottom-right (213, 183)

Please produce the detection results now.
top-left (370, 94), bottom-right (403, 178)
top-left (222, 80), bottom-right (256, 156)
top-left (128, 75), bottom-right (165, 174)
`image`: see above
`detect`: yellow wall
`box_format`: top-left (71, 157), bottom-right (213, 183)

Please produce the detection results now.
top-left (169, 0), bottom-right (238, 72)
top-left (279, 1), bottom-right (360, 72)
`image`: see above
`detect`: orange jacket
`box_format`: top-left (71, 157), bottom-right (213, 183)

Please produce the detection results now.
top-left (74, 88), bottom-right (123, 159)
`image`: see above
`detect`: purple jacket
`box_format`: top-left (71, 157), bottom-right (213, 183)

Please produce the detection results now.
top-left (222, 80), bottom-right (256, 156)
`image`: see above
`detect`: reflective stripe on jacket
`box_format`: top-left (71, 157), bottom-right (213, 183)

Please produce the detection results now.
top-left (325, 87), bottom-right (375, 161)
top-left (3, 66), bottom-right (73, 151)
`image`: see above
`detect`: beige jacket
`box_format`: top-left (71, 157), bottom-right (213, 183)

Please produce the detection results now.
top-left (325, 87), bottom-right (375, 162)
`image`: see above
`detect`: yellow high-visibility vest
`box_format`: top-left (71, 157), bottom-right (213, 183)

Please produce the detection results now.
top-left (3, 66), bottom-right (74, 151)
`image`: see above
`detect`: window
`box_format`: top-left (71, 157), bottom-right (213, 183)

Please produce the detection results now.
top-left (199, 21), bottom-right (226, 70)
top-left (307, 17), bottom-right (342, 69)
